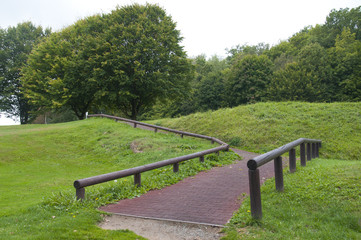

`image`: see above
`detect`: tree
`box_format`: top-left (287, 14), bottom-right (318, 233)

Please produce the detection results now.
top-left (194, 55), bottom-right (228, 111)
top-left (329, 28), bottom-right (361, 101)
top-left (0, 22), bottom-right (50, 124)
top-left (226, 43), bottom-right (270, 63)
top-left (97, 4), bottom-right (193, 119)
top-left (297, 42), bottom-right (333, 101)
top-left (321, 7), bottom-right (361, 48)
top-left (267, 63), bottom-right (319, 102)
top-left (225, 55), bottom-right (273, 106)
top-left (22, 16), bottom-right (106, 120)
top-left (22, 4), bottom-right (192, 120)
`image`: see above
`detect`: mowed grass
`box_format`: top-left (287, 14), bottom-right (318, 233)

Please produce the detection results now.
top-left (150, 102), bottom-right (361, 239)
top-left (0, 118), bottom-right (237, 239)
top-left (152, 102), bottom-right (361, 160)
top-left (223, 158), bottom-right (361, 239)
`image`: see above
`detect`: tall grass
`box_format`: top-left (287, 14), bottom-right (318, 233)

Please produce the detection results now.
top-left (152, 102), bottom-right (361, 160)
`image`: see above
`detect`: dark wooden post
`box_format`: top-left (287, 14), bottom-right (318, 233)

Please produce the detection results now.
top-left (289, 148), bottom-right (296, 173)
top-left (133, 122), bottom-right (137, 128)
top-left (199, 155), bottom-right (204, 162)
top-left (274, 156), bottom-right (284, 191)
top-left (173, 163), bottom-right (179, 172)
top-left (76, 187), bottom-right (85, 200)
top-left (180, 134), bottom-right (184, 138)
top-left (134, 173), bottom-right (141, 187)
top-left (316, 143), bottom-right (320, 157)
top-left (154, 128), bottom-right (158, 133)
top-left (312, 143), bottom-right (316, 158)
top-left (307, 143), bottom-right (312, 161)
top-left (249, 169), bottom-right (262, 219)
top-left (300, 143), bottom-right (306, 166)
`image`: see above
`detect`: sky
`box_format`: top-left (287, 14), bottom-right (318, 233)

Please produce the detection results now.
top-left (0, 0), bottom-right (360, 125)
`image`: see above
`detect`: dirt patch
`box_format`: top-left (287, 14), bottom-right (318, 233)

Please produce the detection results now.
top-left (99, 214), bottom-right (224, 240)
top-left (130, 141), bottom-right (143, 153)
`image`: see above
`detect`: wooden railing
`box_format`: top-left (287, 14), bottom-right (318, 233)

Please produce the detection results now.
top-left (74, 114), bottom-right (229, 200)
top-left (247, 138), bottom-right (322, 219)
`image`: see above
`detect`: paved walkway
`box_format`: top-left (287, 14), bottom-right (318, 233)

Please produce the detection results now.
top-left (99, 148), bottom-right (276, 226)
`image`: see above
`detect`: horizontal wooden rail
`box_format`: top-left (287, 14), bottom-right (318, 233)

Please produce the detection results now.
top-left (247, 138), bottom-right (322, 220)
top-left (88, 114), bottom-right (228, 145)
top-left (74, 114), bottom-right (229, 200)
top-left (247, 138), bottom-right (321, 170)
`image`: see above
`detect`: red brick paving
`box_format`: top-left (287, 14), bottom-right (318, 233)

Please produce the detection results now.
top-left (99, 148), bottom-right (276, 226)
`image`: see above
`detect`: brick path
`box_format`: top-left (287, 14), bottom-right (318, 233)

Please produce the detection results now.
top-left (99, 148), bottom-right (276, 226)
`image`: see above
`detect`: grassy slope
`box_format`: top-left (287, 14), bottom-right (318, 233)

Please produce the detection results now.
top-left (153, 102), bottom-right (361, 160)
top-left (151, 102), bottom-right (361, 239)
top-left (0, 118), bottom-right (236, 239)
top-left (224, 158), bottom-right (361, 239)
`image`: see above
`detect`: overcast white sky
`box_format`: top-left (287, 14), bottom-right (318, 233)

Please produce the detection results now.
top-left (1, 0), bottom-right (360, 125)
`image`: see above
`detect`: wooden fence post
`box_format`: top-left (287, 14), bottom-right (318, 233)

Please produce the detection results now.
top-left (134, 173), bottom-right (141, 187)
top-left (289, 148), bottom-right (296, 173)
top-left (249, 169), bottom-right (262, 219)
top-left (173, 163), bottom-right (179, 172)
top-left (307, 143), bottom-right (312, 161)
top-left (274, 156), bottom-right (284, 191)
top-left (76, 187), bottom-right (85, 200)
top-left (300, 143), bottom-right (306, 166)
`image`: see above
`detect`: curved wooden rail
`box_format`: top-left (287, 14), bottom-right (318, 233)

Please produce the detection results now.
top-left (74, 114), bottom-right (229, 200)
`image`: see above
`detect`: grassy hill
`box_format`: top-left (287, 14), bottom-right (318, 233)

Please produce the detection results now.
top-left (150, 101), bottom-right (361, 239)
top-left (152, 102), bottom-right (361, 160)
top-left (1, 102), bottom-right (360, 239)
top-left (0, 118), bottom-right (235, 239)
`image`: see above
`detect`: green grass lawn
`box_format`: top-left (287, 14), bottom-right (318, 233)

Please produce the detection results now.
top-left (223, 158), bottom-right (361, 239)
top-left (152, 101), bottom-right (361, 160)
top-left (0, 118), bottom-right (237, 239)
top-left (151, 102), bottom-right (361, 239)
top-left (2, 102), bottom-right (360, 239)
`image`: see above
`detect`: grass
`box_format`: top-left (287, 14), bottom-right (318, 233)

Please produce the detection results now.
top-left (0, 118), bottom-right (238, 239)
top-left (2, 101), bottom-right (360, 239)
top-left (222, 158), bottom-right (361, 239)
top-left (152, 102), bottom-right (361, 160)
top-left (150, 101), bottom-right (361, 239)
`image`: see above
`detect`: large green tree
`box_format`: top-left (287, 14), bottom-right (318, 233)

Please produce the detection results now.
top-left (22, 16), bottom-right (105, 120)
top-left (267, 62), bottom-right (319, 102)
top-left (0, 22), bottom-right (50, 124)
top-left (98, 4), bottom-right (193, 119)
top-left (194, 56), bottom-right (228, 111)
top-left (329, 28), bottom-right (361, 101)
top-left (22, 4), bottom-right (192, 120)
top-left (225, 55), bottom-right (273, 106)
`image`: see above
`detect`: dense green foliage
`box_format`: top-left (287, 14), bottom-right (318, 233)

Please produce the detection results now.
top-left (142, 6), bottom-right (361, 118)
top-left (223, 159), bottom-right (361, 239)
top-left (1, 5), bottom-right (360, 123)
top-left (152, 102), bottom-right (361, 160)
top-left (21, 4), bottom-right (192, 120)
top-left (0, 118), bottom-right (238, 239)
top-left (0, 22), bottom-right (50, 123)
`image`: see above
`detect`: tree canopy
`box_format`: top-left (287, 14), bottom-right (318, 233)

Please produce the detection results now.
top-left (0, 22), bottom-right (50, 124)
top-left (2, 5), bottom-right (360, 123)
top-left (22, 4), bottom-right (192, 120)
top-left (142, 6), bottom-right (361, 119)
